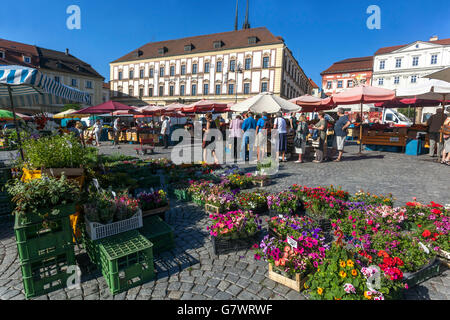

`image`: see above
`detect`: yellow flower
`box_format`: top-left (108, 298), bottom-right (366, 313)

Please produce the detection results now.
top-left (304, 282), bottom-right (309, 290)
top-left (317, 288), bottom-right (323, 295)
top-left (347, 260), bottom-right (354, 268)
top-left (351, 269), bottom-right (358, 277)
top-left (364, 291), bottom-right (372, 300)
top-left (339, 260), bottom-right (346, 268)
top-left (339, 271), bottom-right (347, 279)
top-left (334, 297), bottom-right (342, 300)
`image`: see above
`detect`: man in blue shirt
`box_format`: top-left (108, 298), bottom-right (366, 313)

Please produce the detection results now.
top-left (256, 112), bottom-right (269, 162)
top-left (333, 108), bottom-right (351, 162)
top-left (240, 112), bottom-right (257, 162)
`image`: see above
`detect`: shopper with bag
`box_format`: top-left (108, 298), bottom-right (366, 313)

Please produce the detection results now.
top-left (332, 108), bottom-right (351, 162)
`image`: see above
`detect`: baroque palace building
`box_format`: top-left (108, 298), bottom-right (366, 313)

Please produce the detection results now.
top-left (109, 27), bottom-right (312, 106)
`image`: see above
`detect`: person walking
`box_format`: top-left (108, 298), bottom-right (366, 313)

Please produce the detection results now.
top-left (75, 121), bottom-right (86, 147)
top-left (312, 112), bottom-right (327, 163)
top-left (333, 108), bottom-right (351, 162)
top-left (255, 112), bottom-right (270, 162)
top-left (441, 116), bottom-right (450, 165)
top-left (274, 112), bottom-right (288, 162)
top-left (203, 112), bottom-right (219, 164)
top-left (112, 117), bottom-right (121, 149)
top-left (427, 108), bottom-right (447, 157)
top-left (93, 119), bottom-right (103, 147)
top-left (241, 112), bottom-right (257, 162)
top-left (229, 115), bottom-right (243, 162)
top-left (294, 115), bottom-right (308, 163)
top-left (161, 116), bottom-right (170, 149)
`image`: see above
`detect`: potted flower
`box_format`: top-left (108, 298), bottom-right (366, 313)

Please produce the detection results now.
top-left (267, 191), bottom-right (301, 216)
top-left (236, 191), bottom-right (268, 214)
top-left (83, 190), bottom-right (142, 240)
top-left (207, 210), bottom-right (262, 255)
top-left (136, 189), bottom-right (169, 219)
top-left (220, 173), bottom-right (253, 190)
top-left (204, 190), bottom-right (236, 214)
top-left (6, 174), bottom-right (80, 225)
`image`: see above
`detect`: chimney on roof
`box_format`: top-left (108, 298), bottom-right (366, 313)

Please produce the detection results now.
top-left (65, 48), bottom-right (69, 55)
top-left (429, 35), bottom-right (439, 41)
top-left (242, 0), bottom-right (250, 29)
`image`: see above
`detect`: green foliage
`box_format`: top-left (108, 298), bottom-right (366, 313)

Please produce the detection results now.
top-left (5, 175), bottom-right (80, 220)
top-left (22, 133), bottom-right (97, 169)
top-left (62, 104), bottom-right (81, 111)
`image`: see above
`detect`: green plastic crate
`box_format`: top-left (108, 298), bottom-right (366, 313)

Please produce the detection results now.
top-left (81, 225), bottom-right (100, 266)
top-left (15, 214), bottom-right (74, 263)
top-left (98, 230), bottom-right (154, 295)
top-left (16, 203), bottom-right (77, 226)
top-left (21, 248), bottom-right (76, 299)
top-left (140, 216), bottom-right (175, 255)
top-left (173, 189), bottom-right (191, 202)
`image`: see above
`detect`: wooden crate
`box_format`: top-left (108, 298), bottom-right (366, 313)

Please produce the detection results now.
top-left (252, 177), bottom-right (271, 187)
top-left (268, 264), bottom-right (306, 292)
top-left (142, 204), bottom-right (170, 219)
top-left (205, 203), bottom-right (221, 215)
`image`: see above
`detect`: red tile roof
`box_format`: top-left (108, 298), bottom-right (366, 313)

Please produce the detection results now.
top-left (0, 38), bottom-right (103, 79)
top-left (374, 38), bottom-right (450, 55)
top-left (321, 56), bottom-right (373, 75)
top-left (308, 78), bottom-right (319, 88)
top-left (112, 27), bottom-right (284, 63)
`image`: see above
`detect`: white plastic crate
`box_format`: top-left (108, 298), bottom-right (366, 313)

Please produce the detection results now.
top-left (84, 209), bottom-right (143, 241)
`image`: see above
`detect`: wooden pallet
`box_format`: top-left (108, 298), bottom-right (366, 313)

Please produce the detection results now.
top-left (142, 204), bottom-right (170, 218)
top-left (268, 264), bottom-right (306, 292)
top-left (205, 203), bottom-right (221, 215)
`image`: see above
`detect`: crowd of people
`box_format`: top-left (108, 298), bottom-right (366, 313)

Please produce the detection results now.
top-left (201, 110), bottom-right (352, 164)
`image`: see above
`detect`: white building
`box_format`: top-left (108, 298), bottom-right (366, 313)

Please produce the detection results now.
top-left (109, 27), bottom-right (312, 106)
top-left (372, 36), bottom-right (450, 121)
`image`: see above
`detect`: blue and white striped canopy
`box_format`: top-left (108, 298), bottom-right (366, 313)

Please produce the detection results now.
top-left (0, 65), bottom-right (92, 107)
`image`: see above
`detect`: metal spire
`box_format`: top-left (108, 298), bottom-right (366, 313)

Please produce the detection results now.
top-left (242, 0), bottom-right (250, 29)
top-left (234, 0), bottom-right (239, 31)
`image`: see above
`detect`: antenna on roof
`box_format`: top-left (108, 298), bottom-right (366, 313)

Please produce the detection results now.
top-left (242, 0), bottom-right (250, 29)
top-left (234, 0), bottom-right (239, 31)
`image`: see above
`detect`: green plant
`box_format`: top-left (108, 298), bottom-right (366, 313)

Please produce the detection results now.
top-left (22, 134), bottom-right (96, 169)
top-left (6, 175), bottom-right (80, 221)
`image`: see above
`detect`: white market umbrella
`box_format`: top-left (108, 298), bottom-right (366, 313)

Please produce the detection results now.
top-left (396, 79), bottom-right (450, 101)
top-left (230, 92), bottom-right (301, 114)
top-left (424, 67), bottom-right (450, 83)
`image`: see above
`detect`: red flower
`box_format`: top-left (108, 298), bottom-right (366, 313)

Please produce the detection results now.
top-left (431, 209), bottom-right (442, 215)
top-left (417, 224), bottom-right (422, 228)
top-left (406, 202), bottom-right (416, 207)
top-left (430, 201), bottom-right (443, 208)
top-left (422, 230), bottom-right (431, 238)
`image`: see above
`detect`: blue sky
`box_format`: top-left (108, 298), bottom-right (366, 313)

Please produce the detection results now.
top-left (1, 0), bottom-right (449, 88)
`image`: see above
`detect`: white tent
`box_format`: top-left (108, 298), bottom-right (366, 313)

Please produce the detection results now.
top-left (230, 92), bottom-right (300, 114)
top-left (396, 79), bottom-right (450, 101)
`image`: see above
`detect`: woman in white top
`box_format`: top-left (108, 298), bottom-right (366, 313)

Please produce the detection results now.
top-left (93, 119), bottom-right (102, 147)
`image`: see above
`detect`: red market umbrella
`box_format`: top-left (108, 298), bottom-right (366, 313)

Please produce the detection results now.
top-left (182, 100), bottom-right (228, 113)
top-left (111, 109), bottom-right (139, 116)
top-left (328, 85), bottom-right (396, 153)
top-left (75, 100), bottom-right (135, 114)
top-left (374, 98), bottom-right (444, 108)
top-left (290, 95), bottom-right (334, 112)
top-left (164, 103), bottom-right (186, 113)
top-left (137, 105), bottom-right (165, 115)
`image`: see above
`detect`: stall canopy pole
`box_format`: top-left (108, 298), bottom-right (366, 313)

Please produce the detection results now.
top-left (7, 85), bottom-right (25, 161)
top-left (359, 101), bottom-right (363, 154)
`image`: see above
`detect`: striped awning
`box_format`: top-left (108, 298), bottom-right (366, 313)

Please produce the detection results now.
top-left (0, 65), bottom-right (92, 107)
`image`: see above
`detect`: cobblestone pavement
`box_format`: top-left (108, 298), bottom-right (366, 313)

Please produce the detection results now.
top-left (0, 142), bottom-right (449, 300)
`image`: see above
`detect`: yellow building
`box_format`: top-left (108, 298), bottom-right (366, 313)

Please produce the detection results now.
top-left (109, 27), bottom-right (312, 106)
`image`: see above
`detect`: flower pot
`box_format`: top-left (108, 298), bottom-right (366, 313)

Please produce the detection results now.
top-left (268, 264), bottom-right (306, 293)
top-left (211, 231), bottom-right (261, 256)
top-left (403, 257), bottom-right (441, 289)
